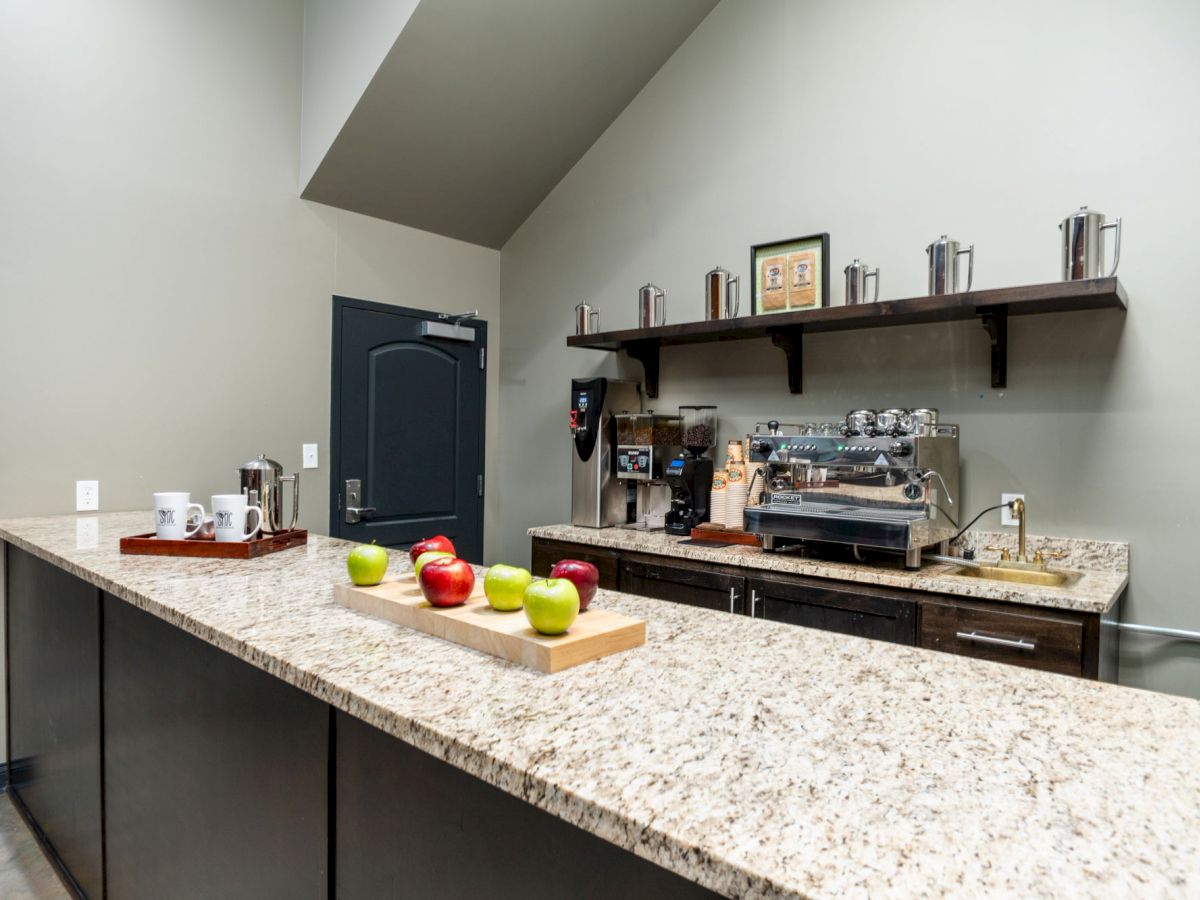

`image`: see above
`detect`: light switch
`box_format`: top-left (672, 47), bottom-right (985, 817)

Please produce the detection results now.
top-left (302, 443), bottom-right (319, 469)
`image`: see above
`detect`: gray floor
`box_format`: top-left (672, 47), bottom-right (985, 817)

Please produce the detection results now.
top-left (0, 792), bottom-right (69, 899)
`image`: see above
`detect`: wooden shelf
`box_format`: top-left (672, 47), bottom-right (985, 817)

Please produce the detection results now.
top-left (567, 277), bottom-right (1127, 396)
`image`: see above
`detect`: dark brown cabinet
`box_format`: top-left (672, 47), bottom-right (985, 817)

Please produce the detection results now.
top-left (531, 538), bottom-right (620, 590)
top-left (919, 597), bottom-right (1096, 678)
top-left (620, 554), bottom-right (745, 614)
top-left (747, 574), bottom-right (917, 645)
top-left (530, 535), bottom-right (1117, 680)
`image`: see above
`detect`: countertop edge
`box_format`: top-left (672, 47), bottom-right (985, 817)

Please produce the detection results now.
top-left (0, 525), bottom-right (789, 899)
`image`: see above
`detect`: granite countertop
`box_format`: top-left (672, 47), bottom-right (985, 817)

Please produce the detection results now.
top-left (529, 524), bottom-right (1128, 615)
top-left (2, 512), bottom-right (1195, 898)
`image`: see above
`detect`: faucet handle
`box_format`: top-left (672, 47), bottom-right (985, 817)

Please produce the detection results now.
top-left (1033, 548), bottom-right (1067, 567)
top-left (984, 545), bottom-right (1012, 562)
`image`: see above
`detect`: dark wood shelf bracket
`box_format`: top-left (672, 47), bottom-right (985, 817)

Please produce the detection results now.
top-left (979, 309), bottom-right (1008, 389)
top-left (769, 326), bottom-right (805, 394)
top-left (624, 339), bottom-right (660, 398)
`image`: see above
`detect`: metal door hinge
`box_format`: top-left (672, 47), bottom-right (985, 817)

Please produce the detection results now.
top-left (479, 347), bottom-right (486, 370)
top-left (477, 474), bottom-right (484, 497)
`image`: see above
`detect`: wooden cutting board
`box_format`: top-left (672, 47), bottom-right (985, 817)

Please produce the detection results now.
top-left (334, 574), bottom-right (645, 673)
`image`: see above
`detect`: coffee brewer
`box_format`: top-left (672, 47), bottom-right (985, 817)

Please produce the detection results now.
top-left (570, 378), bottom-right (641, 527)
top-left (664, 405), bottom-right (716, 535)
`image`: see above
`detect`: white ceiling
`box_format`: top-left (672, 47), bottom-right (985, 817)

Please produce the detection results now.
top-left (300, 0), bottom-right (719, 248)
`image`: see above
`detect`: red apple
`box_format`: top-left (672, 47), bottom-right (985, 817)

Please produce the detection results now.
top-left (549, 559), bottom-right (599, 611)
top-left (419, 556), bottom-right (475, 607)
top-left (409, 535), bottom-right (455, 565)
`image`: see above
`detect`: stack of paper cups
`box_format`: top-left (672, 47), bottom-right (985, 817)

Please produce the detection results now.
top-left (726, 439), bottom-right (744, 467)
top-left (709, 470), bottom-right (728, 528)
top-left (724, 463), bottom-right (748, 528)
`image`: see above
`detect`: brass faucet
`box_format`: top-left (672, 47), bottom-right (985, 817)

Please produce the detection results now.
top-left (1012, 497), bottom-right (1027, 563)
top-left (988, 497), bottom-right (1067, 570)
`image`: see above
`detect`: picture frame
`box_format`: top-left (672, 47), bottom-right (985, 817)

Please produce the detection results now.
top-left (750, 232), bottom-right (830, 315)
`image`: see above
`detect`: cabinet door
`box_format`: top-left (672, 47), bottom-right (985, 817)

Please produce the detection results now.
top-left (5, 544), bottom-right (104, 899)
top-left (620, 556), bottom-right (745, 614)
top-left (530, 538), bottom-right (620, 590)
top-left (747, 575), bottom-right (917, 645)
top-left (920, 598), bottom-right (1085, 676)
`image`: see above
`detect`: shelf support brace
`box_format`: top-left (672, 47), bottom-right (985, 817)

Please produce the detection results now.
top-left (979, 309), bottom-right (1007, 389)
top-left (624, 339), bottom-right (660, 399)
top-left (769, 326), bottom-right (805, 394)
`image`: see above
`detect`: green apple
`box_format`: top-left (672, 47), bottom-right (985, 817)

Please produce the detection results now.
top-left (347, 542), bottom-right (388, 586)
top-left (414, 550), bottom-right (454, 577)
top-left (484, 564), bottom-right (533, 611)
top-left (523, 578), bottom-right (580, 635)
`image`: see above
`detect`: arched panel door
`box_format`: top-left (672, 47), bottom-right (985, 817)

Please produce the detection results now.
top-left (332, 298), bottom-right (485, 562)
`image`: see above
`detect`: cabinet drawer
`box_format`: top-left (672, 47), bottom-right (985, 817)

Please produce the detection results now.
top-left (919, 600), bottom-right (1084, 676)
top-left (748, 575), bottom-right (917, 645)
top-left (620, 557), bottom-right (744, 614)
top-left (530, 538), bottom-right (619, 590)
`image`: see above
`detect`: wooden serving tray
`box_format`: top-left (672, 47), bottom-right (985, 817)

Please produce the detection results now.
top-left (689, 524), bottom-right (761, 547)
top-left (335, 574), bottom-right (645, 673)
top-left (120, 529), bottom-right (308, 559)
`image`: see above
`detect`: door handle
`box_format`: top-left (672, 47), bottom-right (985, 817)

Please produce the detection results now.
top-left (344, 478), bottom-right (376, 525)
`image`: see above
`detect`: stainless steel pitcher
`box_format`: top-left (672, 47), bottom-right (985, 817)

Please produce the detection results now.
top-left (704, 267), bottom-right (740, 320)
top-left (926, 235), bottom-right (974, 296)
top-left (1060, 206), bottom-right (1121, 280)
top-left (574, 302), bottom-right (599, 335)
top-left (843, 259), bottom-right (880, 305)
top-left (638, 283), bottom-right (666, 328)
top-left (237, 454), bottom-right (298, 535)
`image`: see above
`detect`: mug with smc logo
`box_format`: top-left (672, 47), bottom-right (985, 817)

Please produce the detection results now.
top-left (153, 492), bottom-right (205, 540)
top-left (211, 494), bottom-right (263, 542)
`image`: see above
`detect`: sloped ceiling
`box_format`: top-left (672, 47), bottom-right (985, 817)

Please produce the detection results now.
top-left (301, 0), bottom-right (718, 248)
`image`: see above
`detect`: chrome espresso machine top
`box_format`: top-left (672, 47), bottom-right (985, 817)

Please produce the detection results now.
top-left (742, 409), bottom-right (959, 568)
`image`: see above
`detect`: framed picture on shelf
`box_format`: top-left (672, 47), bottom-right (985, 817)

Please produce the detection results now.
top-left (750, 232), bottom-right (830, 315)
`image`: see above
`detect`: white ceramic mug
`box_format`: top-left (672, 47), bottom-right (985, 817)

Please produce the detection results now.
top-left (154, 492), bottom-right (205, 540)
top-left (211, 494), bottom-right (262, 542)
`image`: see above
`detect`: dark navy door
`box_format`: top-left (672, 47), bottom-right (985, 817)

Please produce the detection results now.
top-left (331, 297), bottom-right (486, 562)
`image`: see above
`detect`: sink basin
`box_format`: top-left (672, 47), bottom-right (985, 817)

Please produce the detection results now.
top-left (949, 565), bottom-right (1080, 587)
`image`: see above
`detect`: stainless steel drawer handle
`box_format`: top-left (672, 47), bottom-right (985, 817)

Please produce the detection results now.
top-left (728, 587), bottom-right (736, 614)
top-left (956, 630), bottom-right (1036, 651)
top-left (749, 589), bottom-right (760, 618)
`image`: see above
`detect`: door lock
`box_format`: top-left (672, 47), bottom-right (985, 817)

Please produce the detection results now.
top-left (344, 479), bottom-right (376, 524)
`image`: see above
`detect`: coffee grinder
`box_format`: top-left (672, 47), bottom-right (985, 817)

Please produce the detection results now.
top-left (664, 405), bottom-right (716, 535)
top-left (570, 377), bottom-right (642, 527)
top-left (614, 411), bottom-right (682, 528)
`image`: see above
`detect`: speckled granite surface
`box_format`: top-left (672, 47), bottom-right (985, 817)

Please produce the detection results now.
top-left (2, 512), bottom-right (1195, 899)
top-left (529, 524), bottom-right (1127, 615)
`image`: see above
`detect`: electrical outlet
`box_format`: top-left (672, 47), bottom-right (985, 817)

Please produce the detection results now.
top-left (302, 443), bottom-right (319, 469)
top-left (1000, 493), bottom-right (1024, 526)
top-left (76, 480), bottom-right (99, 512)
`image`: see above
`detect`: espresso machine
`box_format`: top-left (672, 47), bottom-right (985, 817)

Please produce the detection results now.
top-left (615, 411), bottom-right (682, 527)
top-left (570, 378), bottom-right (641, 527)
top-left (664, 405), bottom-right (716, 535)
top-left (742, 409), bottom-right (959, 567)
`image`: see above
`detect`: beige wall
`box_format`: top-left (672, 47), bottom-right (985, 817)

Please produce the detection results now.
top-left (498, 0), bottom-right (1200, 697)
top-left (299, 0), bottom-right (418, 189)
top-left (0, 0), bottom-right (501, 548)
